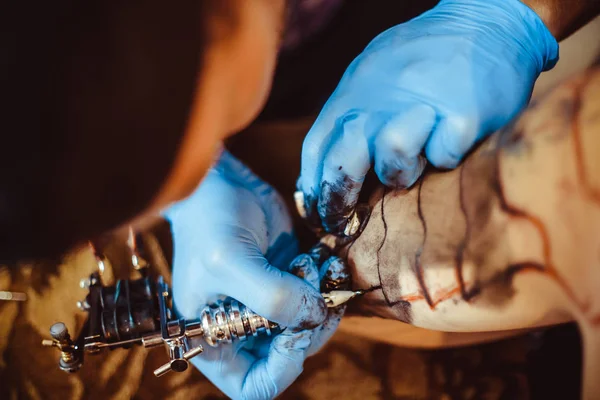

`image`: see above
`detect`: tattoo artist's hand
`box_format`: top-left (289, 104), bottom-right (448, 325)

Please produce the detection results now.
top-left (164, 150), bottom-right (345, 400)
top-left (298, 0), bottom-right (558, 234)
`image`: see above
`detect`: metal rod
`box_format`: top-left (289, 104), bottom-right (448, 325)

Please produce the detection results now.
top-left (87, 337), bottom-right (143, 349)
top-left (0, 291), bottom-right (27, 301)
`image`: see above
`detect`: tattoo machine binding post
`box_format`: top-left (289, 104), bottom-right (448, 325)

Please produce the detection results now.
top-left (43, 230), bottom-right (363, 377)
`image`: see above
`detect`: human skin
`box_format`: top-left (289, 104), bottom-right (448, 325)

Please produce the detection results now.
top-left (341, 67), bottom-right (600, 399)
top-left (522, 0), bottom-right (600, 40)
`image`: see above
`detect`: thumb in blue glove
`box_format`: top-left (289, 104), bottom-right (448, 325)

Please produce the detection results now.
top-left (165, 150), bottom-right (345, 399)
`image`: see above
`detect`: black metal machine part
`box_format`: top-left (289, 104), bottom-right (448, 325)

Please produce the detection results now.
top-left (42, 236), bottom-right (354, 377)
top-left (88, 273), bottom-right (159, 345)
top-left (43, 269), bottom-right (276, 377)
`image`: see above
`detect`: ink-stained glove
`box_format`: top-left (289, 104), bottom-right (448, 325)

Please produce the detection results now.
top-left (164, 150), bottom-right (344, 400)
top-left (298, 0), bottom-right (558, 234)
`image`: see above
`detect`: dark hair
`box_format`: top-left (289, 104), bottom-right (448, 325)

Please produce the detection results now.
top-left (1, 1), bottom-right (204, 263)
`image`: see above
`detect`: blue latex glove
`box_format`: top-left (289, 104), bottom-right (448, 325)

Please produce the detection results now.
top-left (164, 150), bottom-right (344, 400)
top-left (298, 0), bottom-right (558, 233)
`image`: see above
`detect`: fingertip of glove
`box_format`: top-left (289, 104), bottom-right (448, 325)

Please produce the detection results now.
top-left (375, 156), bottom-right (426, 190)
top-left (317, 178), bottom-right (361, 235)
top-left (425, 136), bottom-right (461, 169)
top-left (426, 148), bottom-right (461, 169)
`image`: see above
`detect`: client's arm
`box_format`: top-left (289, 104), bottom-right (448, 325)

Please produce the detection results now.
top-left (343, 67), bottom-right (600, 398)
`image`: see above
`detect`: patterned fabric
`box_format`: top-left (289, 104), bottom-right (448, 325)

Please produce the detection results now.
top-left (0, 228), bottom-right (539, 399)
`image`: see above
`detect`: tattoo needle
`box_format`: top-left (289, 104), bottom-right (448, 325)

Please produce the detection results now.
top-left (322, 289), bottom-right (366, 308)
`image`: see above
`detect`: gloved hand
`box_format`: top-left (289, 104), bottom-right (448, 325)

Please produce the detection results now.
top-left (298, 0), bottom-right (558, 234)
top-left (164, 150), bottom-right (345, 400)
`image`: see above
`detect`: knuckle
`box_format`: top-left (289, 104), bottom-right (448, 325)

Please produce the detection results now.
top-left (377, 127), bottom-right (422, 161)
top-left (349, 51), bottom-right (381, 78)
top-left (446, 114), bottom-right (478, 146)
top-left (301, 140), bottom-right (321, 170)
top-left (380, 134), bottom-right (418, 160)
top-left (336, 109), bottom-right (364, 128)
top-left (289, 254), bottom-right (316, 278)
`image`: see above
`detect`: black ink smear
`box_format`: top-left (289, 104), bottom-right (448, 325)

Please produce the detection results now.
top-left (455, 165), bottom-right (470, 300)
top-left (491, 262), bottom-right (545, 286)
top-left (390, 300), bottom-right (413, 323)
top-left (302, 192), bottom-right (323, 233)
top-left (318, 176), bottom-right (362, 234)
top-left (374, 188), bottom-right (413, 323)
top-left (345, 235), bottom-right (358, 259)
top-left (365, 285), bottom-right (382, 293)
top-left (376, 187), bottom-right (391, 306)
top-left (415, 177), bottom-right (434, 308)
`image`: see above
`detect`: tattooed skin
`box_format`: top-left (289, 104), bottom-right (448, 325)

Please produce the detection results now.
top-left (341, 68), bottom-right (600, 398)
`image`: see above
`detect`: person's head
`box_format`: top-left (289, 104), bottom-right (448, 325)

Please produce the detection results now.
top-left (1, 0), bottom-right (286, 263)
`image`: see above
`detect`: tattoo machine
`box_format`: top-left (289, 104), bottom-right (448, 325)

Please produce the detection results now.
top-left (42, 231), bottom-right (364, 378)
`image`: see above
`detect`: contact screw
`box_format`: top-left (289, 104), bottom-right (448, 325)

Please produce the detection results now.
top-left (79, 275), bottom-right (100, 289)
top-left (76, 299), bottom-right (90, 311)
top-left (153, 338), bottom-right (204, 377)
top-left (42, 322), bottom-right (82, 373)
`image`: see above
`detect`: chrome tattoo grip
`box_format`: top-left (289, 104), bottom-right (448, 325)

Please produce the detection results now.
top-left (145, 277), bottom-right (277, 377)
top-left (200, 299), bottom-right (276, 347)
